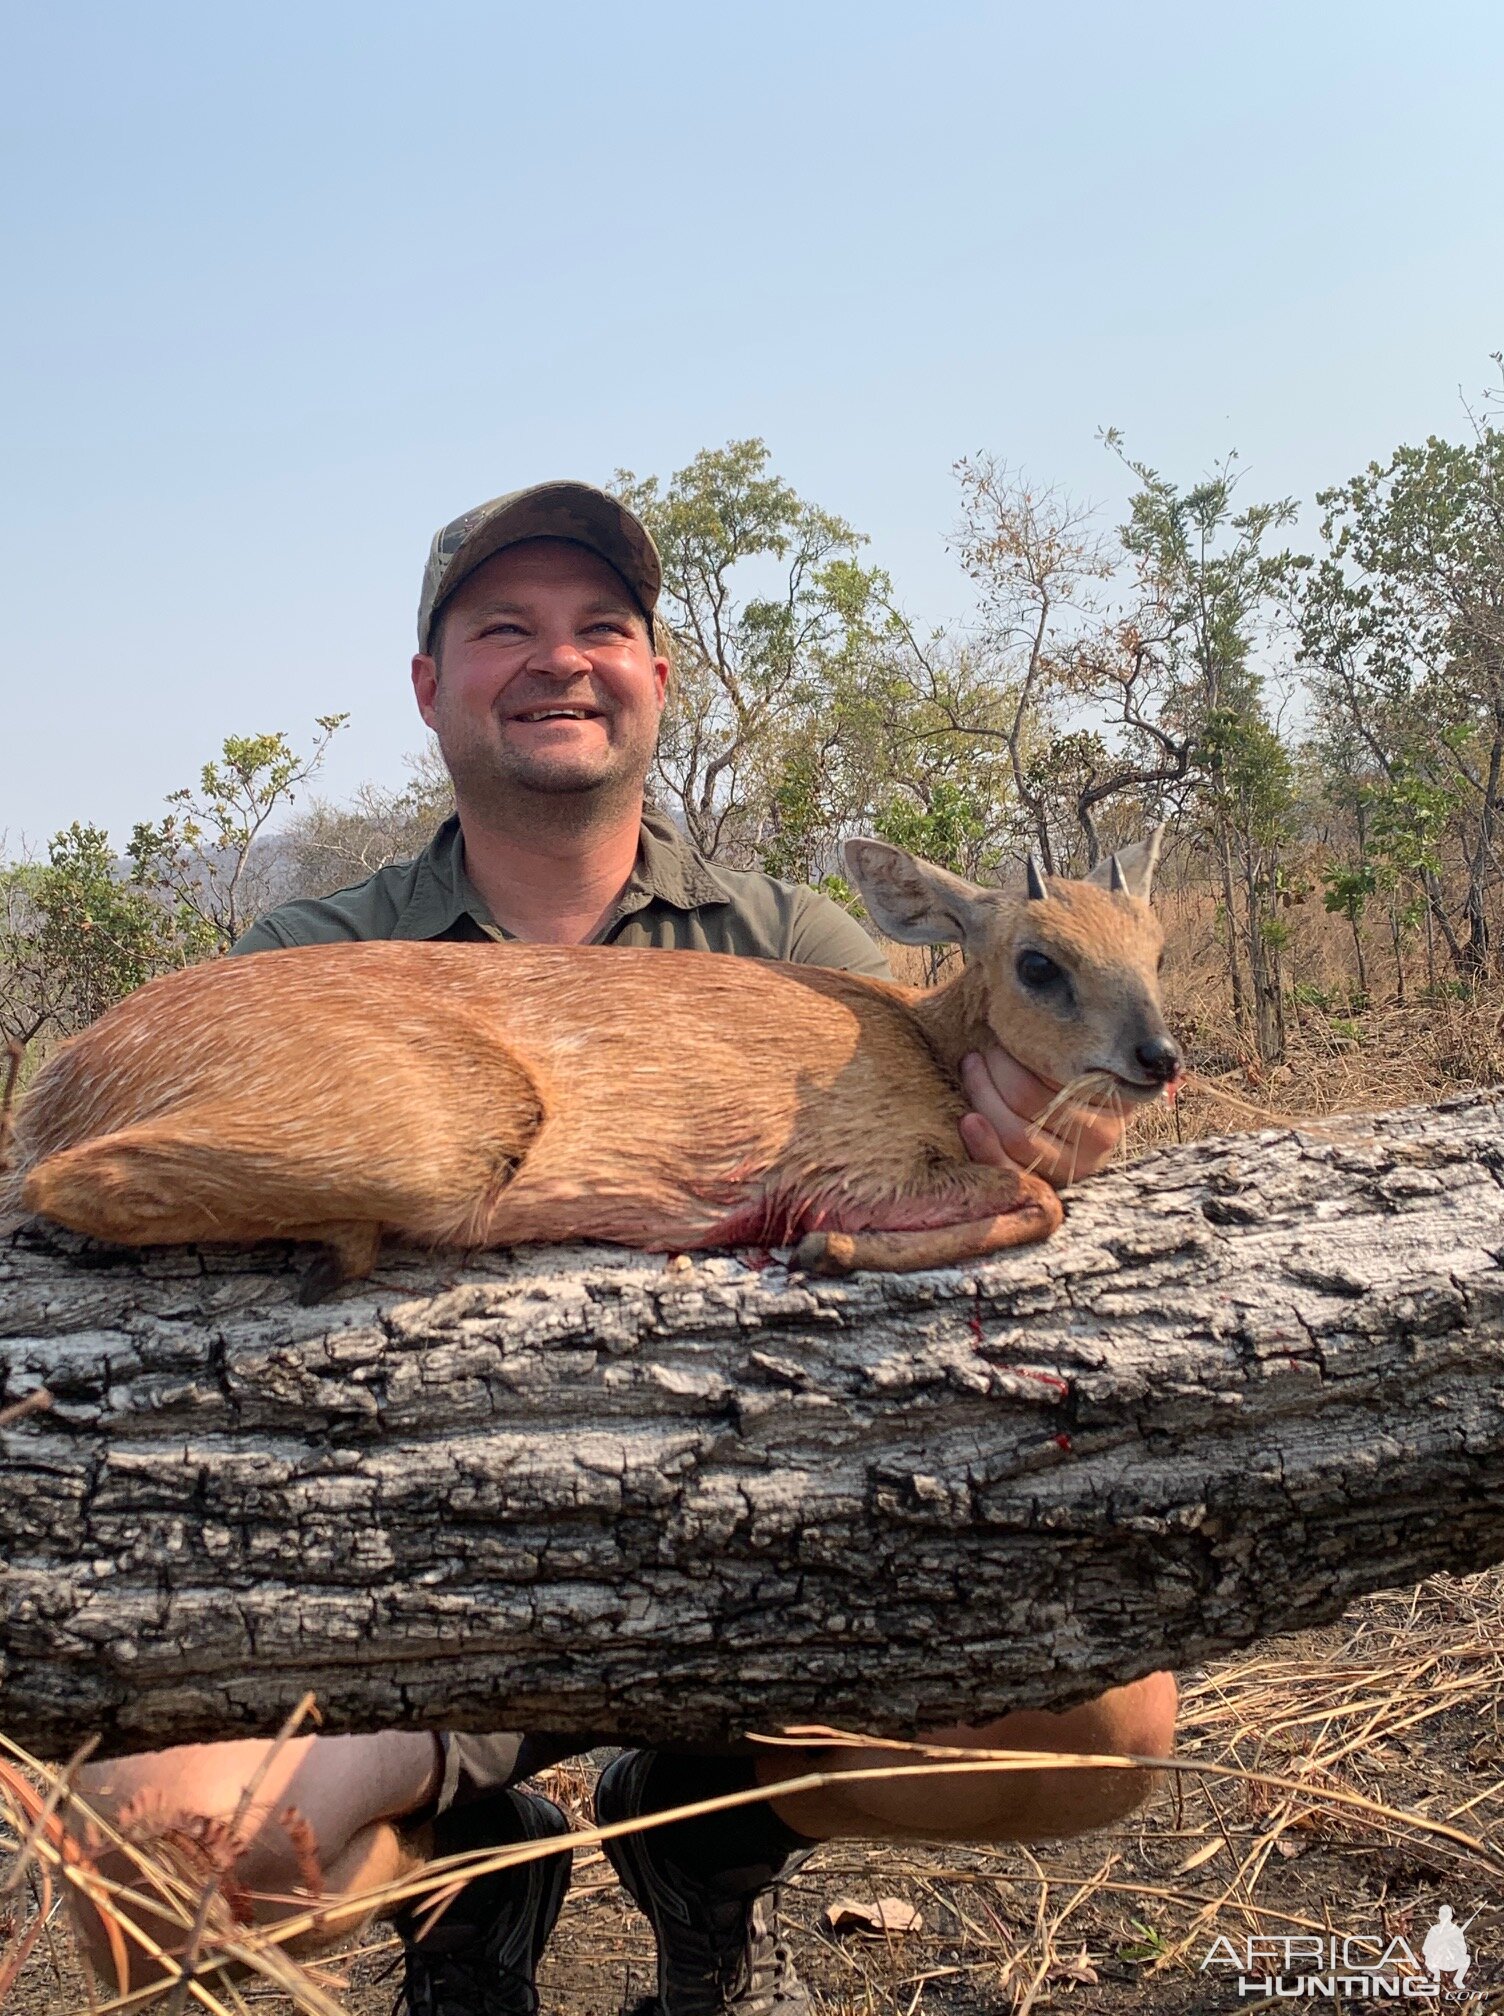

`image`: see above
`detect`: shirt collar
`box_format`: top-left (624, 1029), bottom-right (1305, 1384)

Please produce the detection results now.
top-left (390, 808), bottom-right (734, 942)
top-left (630, 808), bottom-right (737, 912)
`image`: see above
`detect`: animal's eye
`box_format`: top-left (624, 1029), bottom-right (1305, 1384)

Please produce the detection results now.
top-left (1016, 949), bottom-right (1062, 990)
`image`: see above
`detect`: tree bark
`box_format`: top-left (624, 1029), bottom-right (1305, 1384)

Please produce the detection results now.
top-left (3, 1092), bottom-right (1503, 1764)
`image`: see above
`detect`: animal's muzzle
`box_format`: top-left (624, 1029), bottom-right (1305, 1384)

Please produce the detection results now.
top-left (1135, 1035), bottom-right (1184, 1084)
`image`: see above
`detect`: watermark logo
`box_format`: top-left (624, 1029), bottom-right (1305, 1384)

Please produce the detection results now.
top-left (1200, 1906), bottom-right (1479, 1999)
top-left (1421, 1908), bottom-right (1471, 1995)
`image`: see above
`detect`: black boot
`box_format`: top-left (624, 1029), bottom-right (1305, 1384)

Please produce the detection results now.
top-left (391, 1786), bottom-right (572, 2016)
top-left (595, 1751), bottom-right (813, 2016)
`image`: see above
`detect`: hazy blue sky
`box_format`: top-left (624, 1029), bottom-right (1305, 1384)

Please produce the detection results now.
top-left (3, 0), bottom-right (1501, 847)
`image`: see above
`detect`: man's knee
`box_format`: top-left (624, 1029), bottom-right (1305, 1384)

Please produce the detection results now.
top-left (961, 1668), bottom-right (1180, 1840)
top-left (61, 1730), bottom-right (444, 1990)
top-left (1009, 1668), bottom-right (1176, 1835)
top-left (1088, 1669), bottom-right (1179, 1762)
top-left (763, 1671), bottom-right (1179, 1845)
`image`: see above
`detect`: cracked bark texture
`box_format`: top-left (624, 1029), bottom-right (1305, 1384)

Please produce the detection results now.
top-left (3, 1091), bottom-right (1503, 1763)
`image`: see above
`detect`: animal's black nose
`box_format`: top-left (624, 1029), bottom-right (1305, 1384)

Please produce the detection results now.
top-left (1136, 1035), bottom-right (1183, 1083)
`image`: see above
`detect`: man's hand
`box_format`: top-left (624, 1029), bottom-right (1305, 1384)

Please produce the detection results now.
top-left (958, 1047), bottom-right (1126, 1190)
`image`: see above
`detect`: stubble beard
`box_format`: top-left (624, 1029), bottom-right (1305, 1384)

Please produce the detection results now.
top-left (438, 707), bottom-right (660, 836)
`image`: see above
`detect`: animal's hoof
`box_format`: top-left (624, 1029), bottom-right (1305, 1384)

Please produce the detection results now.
top-left (298, 1252), bottom-right (346, 1305)
top-left (793, 1232), bottom-right (854, 1276)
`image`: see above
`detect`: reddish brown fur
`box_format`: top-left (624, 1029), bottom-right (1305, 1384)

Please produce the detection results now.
top-left (2, 854), bottom-right (1174, 1283)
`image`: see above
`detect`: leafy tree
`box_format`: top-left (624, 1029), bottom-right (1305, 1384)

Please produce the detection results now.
top-left (0, 719), bottom-right (347, 1050)
top-left (1302, 414), bottom-right (1504, 980)
top-left (282, 738), bottom-right (454, 895)
top-left (0, 825), bottom-right (183, 1043)
top-left (1371, 768), bottom-right (1455, 996)
top-left (1107, 440), bottom-right (1301, 1058)
top-left (1322, 859), bottom-right (1376, 1000)
top-left (613, 441), bottom-right (877, 861)
top-left (129, 717), bottom-right (347, 952)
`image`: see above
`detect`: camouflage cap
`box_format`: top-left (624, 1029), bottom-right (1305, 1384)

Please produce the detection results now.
top-left (417, 481), bottom-right (662, 652)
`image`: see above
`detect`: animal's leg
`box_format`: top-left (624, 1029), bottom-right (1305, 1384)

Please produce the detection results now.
top-left (21, 1125), bottom-right (268, 1247)
top-left (296, 1222), bottom-right (384, 1302)
top-left (29, 1131), bottom-right (391, 1295)
top-left (795, 1175), bottom-right (1062, 1275)
top-left (22, 1080), bottom-right (540, 1265)
top-left (23, 1134), bottom-right (407, 1271)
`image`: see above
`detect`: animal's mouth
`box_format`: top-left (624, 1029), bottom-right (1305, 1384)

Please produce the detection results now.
top-left (1098, 1067), bottom-right (1185, 1101)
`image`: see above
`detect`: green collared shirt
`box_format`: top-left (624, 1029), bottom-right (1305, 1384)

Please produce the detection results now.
top-left (231, 809), bottom-right (893, 977)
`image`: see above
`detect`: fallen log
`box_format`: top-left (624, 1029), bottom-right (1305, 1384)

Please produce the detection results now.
top-left (3, 1091), bottom-right (1503, 1763)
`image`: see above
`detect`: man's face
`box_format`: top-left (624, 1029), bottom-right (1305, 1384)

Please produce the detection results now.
top-left (412, 538), bottom-right (670, 815)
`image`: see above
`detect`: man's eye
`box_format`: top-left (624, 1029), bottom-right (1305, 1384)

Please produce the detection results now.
top-left (1016, 949), bottom-right (1063, 989)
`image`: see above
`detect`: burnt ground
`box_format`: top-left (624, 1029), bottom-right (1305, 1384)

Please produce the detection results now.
top-left (8, 1572), bottom-right (1504, 2016)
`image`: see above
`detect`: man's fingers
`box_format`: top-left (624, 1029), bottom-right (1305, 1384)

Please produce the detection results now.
top-left (964, 1045), bottom-right (1055, 1123)
top-left (959, 1048), bottom-right (1128, 1188)
top-left (958, 1110), bottom-right (1010, 1168)
top-left (1050, 1099), bottom-right (1123, 1163)
top-left (972, 1046), bottom-right (1120, 1135)
top-left (958, 1062), bottom-right (1077, 1183)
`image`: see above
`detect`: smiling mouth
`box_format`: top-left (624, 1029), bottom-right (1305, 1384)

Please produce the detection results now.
top-left (507, 706), bottom-right (606, 724)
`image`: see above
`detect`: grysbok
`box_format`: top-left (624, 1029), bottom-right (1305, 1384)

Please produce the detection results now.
top-left (2, 834), bottom-right (1181, 1297)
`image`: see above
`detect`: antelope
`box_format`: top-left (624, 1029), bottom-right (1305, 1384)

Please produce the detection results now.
top-left (1, 834), bottom-right (1181, 1295)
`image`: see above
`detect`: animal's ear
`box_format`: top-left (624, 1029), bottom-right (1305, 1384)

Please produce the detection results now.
top-left (1084, 826), bottom-right (1163, 902)
top-left (843, 839), bottom-right (987, 947)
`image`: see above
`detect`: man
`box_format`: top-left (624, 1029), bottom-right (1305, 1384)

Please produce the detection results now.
top-left (75, 484), bottom-right (1175, 2016)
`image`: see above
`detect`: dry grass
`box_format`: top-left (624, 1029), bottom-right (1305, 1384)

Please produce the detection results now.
top-left (1142, 881), bottom-right (1504, 1149)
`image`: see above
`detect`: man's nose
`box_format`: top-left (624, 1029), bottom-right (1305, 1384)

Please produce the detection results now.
top-left (1135, 1034), bottom-right (1184, 1083)
top-left (526, 638), bottom-right (594, 677)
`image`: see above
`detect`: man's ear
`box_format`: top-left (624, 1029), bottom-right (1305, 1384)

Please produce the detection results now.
top-left (1084, 826), bottom-right (1164, 902)
top-left (412, 654), bottom-right (440, 730)
top-left (843, 839), bottom-right (986, 946)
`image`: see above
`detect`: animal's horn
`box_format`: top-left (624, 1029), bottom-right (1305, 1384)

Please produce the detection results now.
top-left (1025, 856), bottom-right (1048, 902)
top-left (1108, 853), bottom-right (1127, 894)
